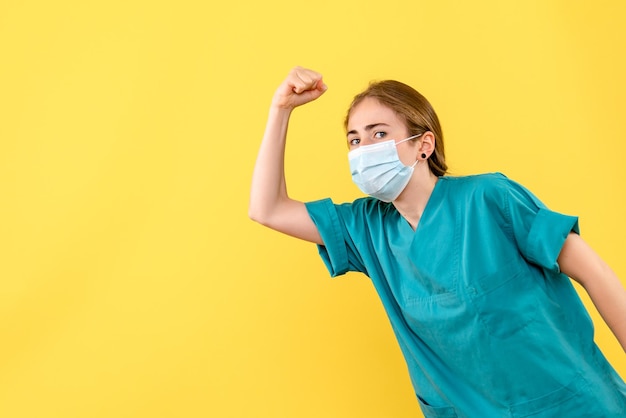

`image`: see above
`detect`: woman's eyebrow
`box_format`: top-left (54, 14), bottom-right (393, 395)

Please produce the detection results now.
top-left (346, 123), bottom-right (390, 137)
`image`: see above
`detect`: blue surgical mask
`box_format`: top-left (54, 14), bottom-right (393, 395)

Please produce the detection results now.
top-left (348, 134), bottom-right (422, 202)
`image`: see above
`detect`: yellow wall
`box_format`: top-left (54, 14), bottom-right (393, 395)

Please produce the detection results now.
top-left (1, 1), bottom-right (624, 417)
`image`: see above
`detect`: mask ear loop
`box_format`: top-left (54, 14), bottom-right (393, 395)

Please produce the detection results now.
top-left (395, 133), bottom-right (423, 146)
top-left (395, 133), bottom-right (424, 168)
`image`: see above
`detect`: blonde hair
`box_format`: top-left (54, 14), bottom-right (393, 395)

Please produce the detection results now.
top-left (345, 80), bottom-right (447, 177)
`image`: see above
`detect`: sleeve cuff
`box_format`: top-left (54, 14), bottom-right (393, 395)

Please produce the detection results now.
top-left (305, 199), bottom-right (350, 277)
top-left (527, 208), bottom-right (580, 273)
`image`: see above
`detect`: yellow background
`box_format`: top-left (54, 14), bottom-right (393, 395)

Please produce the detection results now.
top-left (1, 1), bottom-right (624, 417)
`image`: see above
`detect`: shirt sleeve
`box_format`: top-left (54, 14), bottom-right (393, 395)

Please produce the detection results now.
top-left (502, 177), bottom-right (580, 273)
top-left (304, 198), bottom-right (368, 277)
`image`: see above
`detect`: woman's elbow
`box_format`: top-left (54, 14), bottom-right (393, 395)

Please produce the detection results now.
top-left (248, 204), bottom-right (266, 225)
top-left (248, 202), bottom-right (277, 227)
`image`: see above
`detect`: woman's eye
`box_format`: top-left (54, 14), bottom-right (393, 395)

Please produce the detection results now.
top-left (374, 131), bottom-right (387, 139)
top-left (349, 138), bottom-right (360, 146)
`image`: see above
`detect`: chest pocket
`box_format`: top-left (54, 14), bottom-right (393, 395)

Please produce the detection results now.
top-left (470, 255), bottom-right (537, 339)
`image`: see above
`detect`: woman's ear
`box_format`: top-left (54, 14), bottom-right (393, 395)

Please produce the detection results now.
top-left (418, 131), bottom-right (436, 158)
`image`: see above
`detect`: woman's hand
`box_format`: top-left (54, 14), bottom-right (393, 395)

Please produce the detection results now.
top-left (272, 66), bottom-right (327, 110)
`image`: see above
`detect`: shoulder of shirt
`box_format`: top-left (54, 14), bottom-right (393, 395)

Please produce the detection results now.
top-left (333, 196), bottom-right (397, 221)
top-left (440, 172), bottom-right (511, 190)
top-left (346, 196), bottom-right (394, 212)
top-left (439, 172), bottom-right (517, 205)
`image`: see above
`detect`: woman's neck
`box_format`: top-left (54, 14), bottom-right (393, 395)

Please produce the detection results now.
top-left (392, 170), bottom-right (439, 230)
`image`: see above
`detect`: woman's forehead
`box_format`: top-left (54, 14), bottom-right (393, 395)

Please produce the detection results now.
top-left (347, 98), bottom-right (402, 131)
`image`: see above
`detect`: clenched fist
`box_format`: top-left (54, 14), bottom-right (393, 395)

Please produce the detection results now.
top-left (272, 66), bottom-right (327, 110)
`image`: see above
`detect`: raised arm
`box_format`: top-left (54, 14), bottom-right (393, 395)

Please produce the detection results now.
top-left (249, 67), bottom-right (327, 244)
top-left (558, 232), bottom-right (626, 353)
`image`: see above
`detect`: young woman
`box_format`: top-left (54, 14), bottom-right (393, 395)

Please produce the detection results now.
top-left (249, 66), bottom-right (626, 417)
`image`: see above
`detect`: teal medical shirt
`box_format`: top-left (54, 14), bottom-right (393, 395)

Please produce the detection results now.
top-left (305, 173), bottom-right (626, 418)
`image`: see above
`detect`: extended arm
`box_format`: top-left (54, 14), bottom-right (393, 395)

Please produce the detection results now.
top-left (558, 232), bottom-right (626, 352)
top-left (249, 67), bottom-right (327, 244)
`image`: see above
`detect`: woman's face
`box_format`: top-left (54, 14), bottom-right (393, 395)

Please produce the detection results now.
top-left (346, 97), bottom-right (418, 167)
